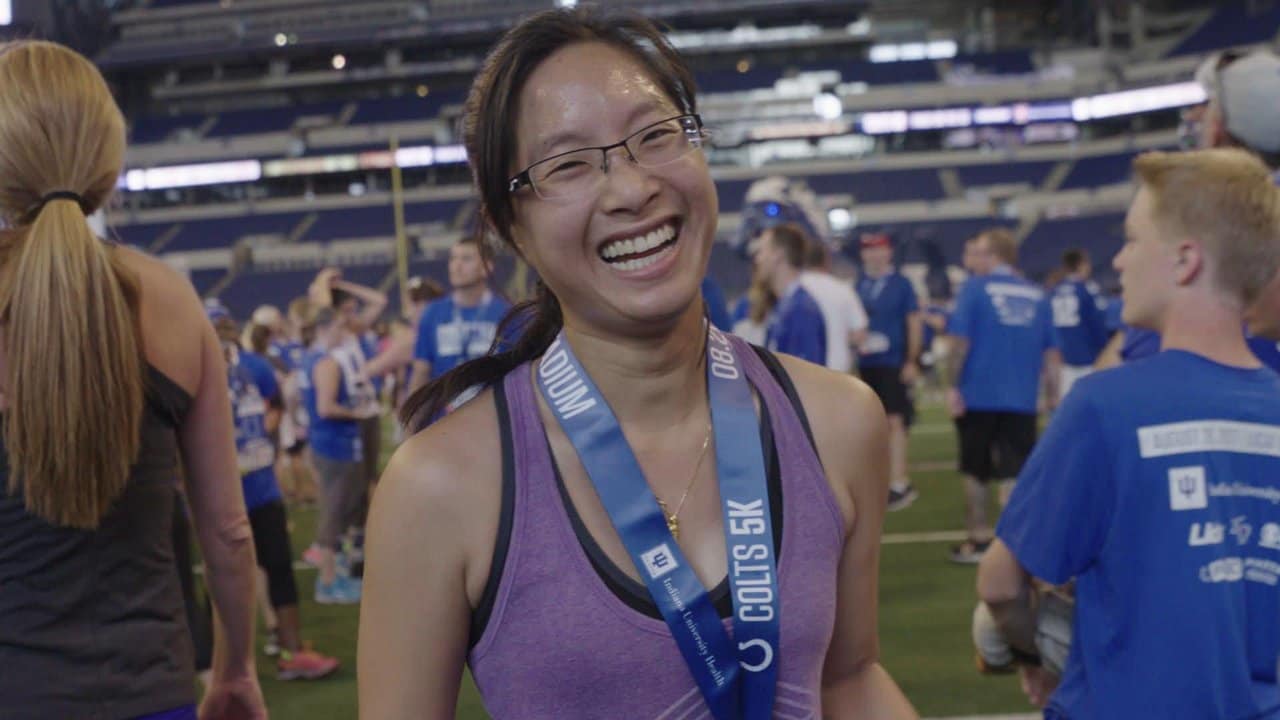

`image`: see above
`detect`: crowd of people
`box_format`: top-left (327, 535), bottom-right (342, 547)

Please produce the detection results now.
top-left (1, 9), bottom-right (1279, 720)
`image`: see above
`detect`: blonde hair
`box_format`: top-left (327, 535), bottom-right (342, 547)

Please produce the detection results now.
top-left (981, 227), bottom-right (1019, 265)
top-left (0, 41), bottom-right (143, 529)
top-left (1134, 148), bottom-right (1280, 303)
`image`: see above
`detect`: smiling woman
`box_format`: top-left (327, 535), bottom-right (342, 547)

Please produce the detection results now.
top-left (359, 8), bottom-right (917, 720)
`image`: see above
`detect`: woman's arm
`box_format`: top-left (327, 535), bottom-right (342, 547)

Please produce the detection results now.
top-left (779, 359), bottom-right (918, 719)
top-left (359, 398), bottom-right (501, 718)
top-left (179, 301), bottom-right (260, 687)
top-left (333, 279), bottom-right (389, 333)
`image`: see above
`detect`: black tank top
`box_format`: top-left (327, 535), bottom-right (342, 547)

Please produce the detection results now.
top-left (0, 366), bottom-right (196, 720)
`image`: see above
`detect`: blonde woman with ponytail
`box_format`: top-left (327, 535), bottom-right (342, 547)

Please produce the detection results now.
top-left (0, 41), bottom-right (266, 720)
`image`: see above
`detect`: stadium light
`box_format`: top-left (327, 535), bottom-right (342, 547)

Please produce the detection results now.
top-left (557, 0), bottom-right (577, 7)
top-left (812, 92), bottom-right (843, 121)
top-left (331, 54), bottom-right (347, 70)
top-left (0, 0), bottom-right (10, 26)
top-left (274, 33), bottom-right (287, 47)
top-left (828, 207), bottom-right (853, 232)
top-left (125, 160), bottom-right (261, 191)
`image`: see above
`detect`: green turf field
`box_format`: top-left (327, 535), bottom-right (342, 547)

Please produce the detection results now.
top-left (241, 401), bottom-right (1038, 719)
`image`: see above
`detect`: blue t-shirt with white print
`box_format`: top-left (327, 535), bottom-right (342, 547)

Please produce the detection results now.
top-left (765, 284), bottom-right (826, 366)
top-left (229, 350), bottom-right (281, 511)
top-left (1050, 277), bottom-right (1110, 366)
top-left (856, 270), bottom-right (918, 369)
top-left (948, 267), bottom-right (1056, 413)
top-left (413, 293), bottom-right (511, 381)
top-left (999, 350), bottom-right (1280, 719)
top-left (300, 347), bottom-right (367, 462)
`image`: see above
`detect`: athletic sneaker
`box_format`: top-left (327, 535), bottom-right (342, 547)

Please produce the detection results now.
top-left (314, 575), bottom-right (361, 605)
top-left (301, 544), bottom-right (324, 568)
top-left (887, 483), bottom-right (919, 512)
top-left (262, 627), bottom-right (281, 658)
top-left (277, 647), bottom-right (340, 681)
top-left (949, 539), bottom-right (991, 565)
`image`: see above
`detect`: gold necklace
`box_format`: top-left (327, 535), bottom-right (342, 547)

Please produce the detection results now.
top-left (655, 423), bottom-right (713, 541)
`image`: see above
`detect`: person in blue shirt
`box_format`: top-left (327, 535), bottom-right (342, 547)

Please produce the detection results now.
top-left (1096, 298), bottom-right (1161, 367)
top-left (411, 236), bottom-right (513, 394)
top-left (300, 306), bottom-right (378, 604)
top-left (699, 276), bottom-right (732, 332)
top-left (752, 222), bottom-right (826, 366)
top-left (1048, 249), bottom-right (1109, 401)
top-left (946, 227), bottom-right (1059, 564)
top-left (978, 148), bottom-right (1280, 719)
top-left (206, 302), bottom-right (341, 681)
top-left (856, 232), bottom-right (923, 511)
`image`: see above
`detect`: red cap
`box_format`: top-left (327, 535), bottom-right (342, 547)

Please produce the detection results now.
top-left (860, 232), bottom-right (891, 249)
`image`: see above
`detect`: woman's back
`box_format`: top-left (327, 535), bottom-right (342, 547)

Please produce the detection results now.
top-left (0, 363), bottom-right (194, 719)
top-left (0, 39), bottom-right (263, 720)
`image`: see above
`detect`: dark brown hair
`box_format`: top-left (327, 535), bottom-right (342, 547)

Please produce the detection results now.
top-left (1061, 248), bottom-right (1088, 273)
top-left (401, 7), bottom-right (698, 430)
top-left (407, 275), bottom-right (445, 305)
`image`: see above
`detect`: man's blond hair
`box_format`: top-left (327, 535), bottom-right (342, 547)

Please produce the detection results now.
top-left (1134, 148), bottom-right (1280, 303)
top-left (981, 227), bottom-right (1019, 265)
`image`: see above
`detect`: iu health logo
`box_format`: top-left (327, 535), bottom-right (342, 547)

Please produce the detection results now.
top-left (641, 543), bottom-right (679, 580)
top-left (1169, 466), bottom-right (1208, 511)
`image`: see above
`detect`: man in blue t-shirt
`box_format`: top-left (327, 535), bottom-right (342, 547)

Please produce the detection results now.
top-left (1048, 249), bottom-right (1109, 401)
top-left (946, 227), bottom-right (1059, 564)
top-left (753, 223), bottom-right (826, 366)
top-left (977, 148), bottom-right (1280, 718)
top-left (411, 236), bottom-right (512, 393)
top-left (856, 232), bottom-right (922, 511)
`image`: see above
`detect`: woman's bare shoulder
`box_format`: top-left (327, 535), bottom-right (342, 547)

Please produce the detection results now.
top-left (377, 388), bottom-right (507, 603)
top-left (771, 355), bottom-right (889, 529)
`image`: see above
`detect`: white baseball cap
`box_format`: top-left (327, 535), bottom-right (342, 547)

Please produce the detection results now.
top-left (1198, 50), bottom-right (1280, 154)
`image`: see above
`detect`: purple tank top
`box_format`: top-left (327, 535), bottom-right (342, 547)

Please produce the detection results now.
top-left (469, 337), bottom-right (846, 719)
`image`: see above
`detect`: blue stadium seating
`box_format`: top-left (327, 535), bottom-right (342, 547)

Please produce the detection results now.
top-left (715, 179), bottom-right (757, 213)
top-left (695, 66), bottom-right (782, 94)
top-left (167, 212), bottom-right (304, 252)
top-left (189, 268), bottom-right (226, 296)
top-left (834, 59), bottom-right (940, 86)
top-left (950, 50), bottom-right (1035, 75)
top-left (1058, 152), bottom-right (1136, 190)
top-left (114, 220), bottom-right (177, 249)
top-left (303, 201), bottom-right (464, 242)
top-left (1019, 212), bottom-right (1124, 285)
top-left (350, 91), bottom-right (466, 125)
top-left (1169, 1), bottom-right (1280, 56)
top-left (130, 113), bottom-right (207, 144)
top-left (956, 160), bottom-right (1055, 188)
top-left (206, 107), bottom-right (305, 138)
top-left (814, 168), bottom-right (946, 203)
top-left (218, 263), bottom-right (390, 320)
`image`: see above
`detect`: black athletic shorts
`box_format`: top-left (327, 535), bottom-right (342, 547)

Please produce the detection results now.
top-left (860, 365), bottom-right (911, 417)
top-left (249, 499), bottom-right (299, 608)
top-left (956, 410), bottom-right (1037, 481)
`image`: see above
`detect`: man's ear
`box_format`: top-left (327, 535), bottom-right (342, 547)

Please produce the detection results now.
top-left (1173, 239), bottom-right (1206, 287)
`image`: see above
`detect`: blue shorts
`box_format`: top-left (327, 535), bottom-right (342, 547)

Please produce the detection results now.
top-left (134, 705), bottom-right (197, 720)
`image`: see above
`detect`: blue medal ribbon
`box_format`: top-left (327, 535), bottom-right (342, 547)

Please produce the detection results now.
top-left (536, 325), bottom-right (779, 720)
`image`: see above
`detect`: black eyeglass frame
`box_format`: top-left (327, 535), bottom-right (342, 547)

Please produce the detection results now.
top-left (507, 113), bottom-right (705, 196)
